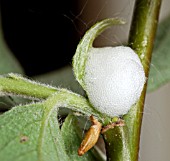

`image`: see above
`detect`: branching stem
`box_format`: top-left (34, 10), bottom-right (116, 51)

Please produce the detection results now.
top-left (103, 0), bottom-right (162, 160)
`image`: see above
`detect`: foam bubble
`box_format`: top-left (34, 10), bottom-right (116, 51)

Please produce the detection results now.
top-left (84, 46), bottom-right (146, 117)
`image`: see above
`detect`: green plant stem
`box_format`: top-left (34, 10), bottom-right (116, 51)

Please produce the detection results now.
top-left (0, 73), bottom-right (111, 123)
top-left (104, 126), bottom-right (131, 161)
top-left (103, 0), bottom-right (162, 161)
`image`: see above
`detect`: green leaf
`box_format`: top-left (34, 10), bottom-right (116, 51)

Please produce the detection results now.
top-left (0, 87), bottom-right (107, 161)
top-left (35, 66), bottom-right (85, 95)
top-left (0, 16), bottom-right (23, 74)
top-left (61, 114), bottom-right (94, 161)
top-left (0, 101), bottom-right (69, 161)
top-left (147, 15), bottom-right (170, 92)
top-left (0, 15), bottom-right (25, 110)
top-left (73, 18), bottom-right (125, 89)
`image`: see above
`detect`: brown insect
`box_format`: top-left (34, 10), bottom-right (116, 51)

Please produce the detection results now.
top-left (78, 116), bottom-right (125, 156)
top-left (78, 115), bottom-right (102, 156)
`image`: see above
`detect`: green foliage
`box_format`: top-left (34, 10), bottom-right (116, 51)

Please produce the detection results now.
top-left (0, 102), bottom-right (69, 161)
top-left (0, 74), bottom-right (106, 120)
top-left (0, 36), bottom-right (23, 74)
top-left (0, 18), bottom-right (126, 161)
top-left (0, 17), bottom-right (24, 110)
top-left (0, 89), bottom-right (106, 161)
top-left (148, 15), bottom-right (170, 92)
top-left (0, 6), bottom-right (168, 160)
top-left (0, 18), bottom-right (23, 75)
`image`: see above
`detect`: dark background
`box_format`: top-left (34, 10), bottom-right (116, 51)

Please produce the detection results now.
top-left (0, 0), bottom-right (80, 76)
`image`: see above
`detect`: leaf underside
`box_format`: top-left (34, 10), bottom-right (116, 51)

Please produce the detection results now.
top-left (0, 102), bottom-right (69, 161)
top-left (147, 15), bottom-right (170, 92)
top-left (0, 88), bottom-right (104, 161)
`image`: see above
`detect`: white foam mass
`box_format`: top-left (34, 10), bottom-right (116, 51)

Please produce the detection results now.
top-left (84, 46), bottom-right (146, 117)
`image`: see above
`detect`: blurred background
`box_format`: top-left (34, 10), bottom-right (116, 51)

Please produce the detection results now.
top-left (0, 0), bottom-right (170, 160)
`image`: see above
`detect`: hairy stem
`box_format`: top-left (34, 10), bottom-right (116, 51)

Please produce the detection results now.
top-left (103, 0), bottom-right (162, 160)
top-left (0, 73), bottom-right (110, 123)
